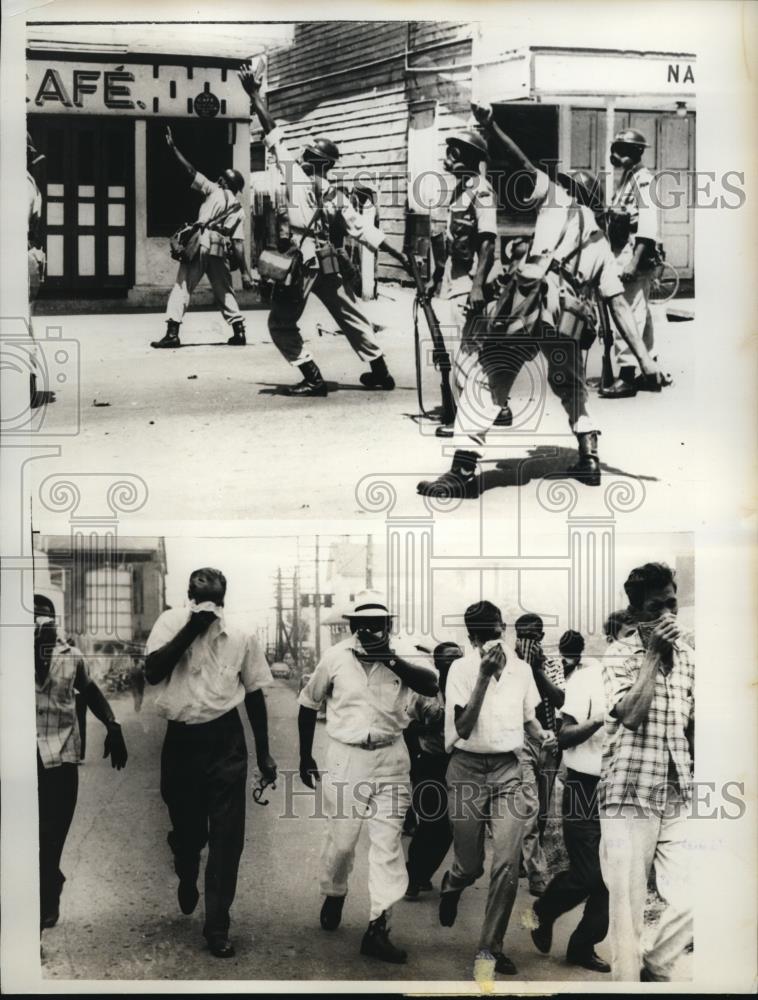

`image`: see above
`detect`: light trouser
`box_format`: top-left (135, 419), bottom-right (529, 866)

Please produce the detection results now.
top-left (37, 754), bottom-right (79, 922)
top-left (438, 295), bottom-right (597, 450)
top-left (520, 734), bottom-right (561, 886)
top-left (319, 736), bottom-right (411, 922)
top-left (268, 270), bottom-right (382, 367)
top-left (599, 787), bottom-right (692, 981)
top-left (160, 710), bottom-right (248, 940)
top-left (165, 254), bottom-right (243, 326)
top-left (444, 749), bottom-right (528, 954)
top-left (613, 272), bottom-right (655, 371)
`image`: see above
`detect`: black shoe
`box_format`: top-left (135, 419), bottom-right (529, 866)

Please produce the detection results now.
top-left (493, 951), bottom-right (518, 975)
top-left (151, 320), bottom-right (181, 349)
top-left (360, 370), bottom-right (395, 390)
top-left (435, 424), bottom-right (454, 438)
top-left (493, 404), bottom-right (513, 427)
top-left (635, 372), bottom-right (666, 392)
top-left (320, 894), bottom-right (346, 931)
top-left (565, 431), bottom-right (601, 487)
top-left (178, 877), bottom-right (199, 915)
top-left (288, 360), bottom-right (328, 396)
top-left (206, 935), bottom-right (235, 959)
top-left (567, 950), bottom-right (611, 973)
top-left (419, 880), bottom-right (434, 892)
top-left (598, 377), bottom-right (636, 398)
top-left (530, 909), bottom-right (552, 953)
top-left (417, 470), bottom-right (479, 499)
top-left (360, 913), bottom-right (407, 964)
top-left (40, 904), bottom-right (60, 930)
top-left (439, 885), bottom-right (463, 927)
top-left (227, 334), bottom-right (247, 345)
top-left (404, 882), bottom-right (421, 901)
top-left (529, 879), bottom-right (547, 897)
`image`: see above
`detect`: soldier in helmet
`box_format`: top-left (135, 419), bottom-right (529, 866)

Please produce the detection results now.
top-left (601, 128), bottom-right (667, 398)
top-left (238, 61), bottom-right (410, 397)
top-left (427, 128), bottom-right (506, 435)
top-left (418, 105), bottom-right (662, 499)
top-left (151, 127), bottom-right (255, 350)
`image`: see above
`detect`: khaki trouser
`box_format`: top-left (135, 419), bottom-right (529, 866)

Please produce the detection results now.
top-left (437, 294), bottom-right (596, 450)
top-left (443, 749), bottom-right (528, 953)
top-left (319, 737), bottom-right (411, 922)
top-left (165, 253), bottom-right (242, 326)
top-left (613, 272), bottom-right (655, 371)
top-left (268, 271), bottom-right (382, 367)
top-left (520, 733), bottom-right (561, 886)
top-left (599, 787), bottom-right (692, 981)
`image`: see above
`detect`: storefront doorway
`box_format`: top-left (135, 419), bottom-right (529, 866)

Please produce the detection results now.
top-left (30, 115), bottom-right (135, 296)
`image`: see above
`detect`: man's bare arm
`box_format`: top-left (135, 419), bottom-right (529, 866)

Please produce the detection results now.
top-left (144, 613), bottom-right (214, 684)
top-left (165, 127), bottom-right (196, 180)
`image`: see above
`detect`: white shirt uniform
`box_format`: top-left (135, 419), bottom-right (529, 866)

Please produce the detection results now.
top-left (444, 642), bottom-right (540, 754)
top-left (560, 659), bottom-right (606, 777)
top-left (145, 605), bottom-right (273, 724)
top-left (191, 171), bottom-right (245, 259)
top-left (264, 125), bottom-right (385, 267)
top-left (298, 633), bottom-right (424, 746)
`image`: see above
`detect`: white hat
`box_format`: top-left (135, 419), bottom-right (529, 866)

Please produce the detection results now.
top-left (343, 589), bottom-right (395, 620)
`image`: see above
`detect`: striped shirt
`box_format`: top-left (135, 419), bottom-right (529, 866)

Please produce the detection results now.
top-left (36, 641), bottom-right (90, 769)
top-left (599, 629), bottom-right (695, 811)
top-left (516, 638), bottom-right (566, 733)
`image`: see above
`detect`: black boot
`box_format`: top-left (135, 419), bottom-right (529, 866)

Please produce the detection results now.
top-left (227, 320), bottom-right (247, 346)
top-left (359, 356), bottom-right (395, 390)
top-left (599, 365), bottom-right (636, 398)
top-left (566, 431), bottom-right (601, 486)
top-left (288, 360), bottom-right (329, 397)
top-left (417, 450), bottom-right (480, 500)
top-left (320, 894), bottom-right (346, 931)
top-left (151, 320), bottom-right (181, 349)
top-left (360, 911), bottom-right (407, 964)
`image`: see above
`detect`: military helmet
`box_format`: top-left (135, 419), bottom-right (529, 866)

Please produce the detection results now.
top-left (612, 128), bottom-right (649, 149)
top-left (303, 136), bottom-right (340, 164)
top-left (221, 168), bottom-right (245, 194)
top-left (445, 129), bottom-right (489, 161)
top-left (559, 169), bottom-right (605, 214)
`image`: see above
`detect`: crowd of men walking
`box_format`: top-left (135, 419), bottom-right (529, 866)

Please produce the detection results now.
top-left (36, 560), bottom-right (694, 982)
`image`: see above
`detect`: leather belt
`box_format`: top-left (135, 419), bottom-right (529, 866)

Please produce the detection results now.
top-left (349, 736), bottom-right (398, 752)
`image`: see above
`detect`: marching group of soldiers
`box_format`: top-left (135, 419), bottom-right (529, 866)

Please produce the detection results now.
top-left (35, 562), bottom-right (694, 982)
top-left (141, 61), bottom-right (671, 497)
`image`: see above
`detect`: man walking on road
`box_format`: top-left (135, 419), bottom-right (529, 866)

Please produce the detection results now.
top-left (514, 613), bottom-right (565, 898)
top-left (440, 600), bottom-right (557, 978)
top-left (145, 567), bottom-right (277, 958)
top-left (35, 594), bottom-right (128, 931)
top-left (530, 629), bottom-right (611, 973)
top-left (297, 590), bottom-right (438, 964)
top-left (151, 128), bottom-right (255, 350)
top-left (598, 562), bottom-right (694, 981)
top-left (238, 61), bottom-right (410, 397)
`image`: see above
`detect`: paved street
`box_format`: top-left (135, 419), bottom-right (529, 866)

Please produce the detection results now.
top-left (30, 289), bottom-right (696, 524)
top-left (40, 680), bottom-right (634, 985)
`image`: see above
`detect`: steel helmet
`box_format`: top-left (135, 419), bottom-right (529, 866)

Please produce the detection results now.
top-left (446, 129), bottom-right (489, 161)
top-left (302, 136), bottom-right (340, 165)
top-left (221, 168), bottom-right (245, 194)
top-left (612, 128), bottom-right (649, 149)
top-left (559, 169), bottom-right (605, 214)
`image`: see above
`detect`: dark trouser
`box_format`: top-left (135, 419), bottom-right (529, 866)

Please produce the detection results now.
top-left (37, 754), bottom-right (79, 922)
top-left (160, 709), bottom-right (248, 940)
top-left (535, 769), bottom-right (608, 959)
top-left (75, 692), bottom-right (87, 759)
top-left (406, 751), bottom-right (452, 886)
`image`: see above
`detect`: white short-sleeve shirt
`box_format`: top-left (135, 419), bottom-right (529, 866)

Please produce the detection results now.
top-left (145, 606), bottom-right (273, 724)
top-left (444, 642), bottom-right (540, 754)
top-left (560, 659), bottom-right (606, 777)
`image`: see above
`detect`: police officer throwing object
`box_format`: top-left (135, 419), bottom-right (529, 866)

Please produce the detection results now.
top-left (417, 103), bottom-right (663, 500)
top-left (297, 590), bottom-right (438, 963)
top-left (144, 567), bottom-right (277, 959)
top-left (151, 128), bottom-right (255, 350)
top-left (602, 129), bottom-right (668, 398)
top-left (238, 61), bottom-right (410, 397)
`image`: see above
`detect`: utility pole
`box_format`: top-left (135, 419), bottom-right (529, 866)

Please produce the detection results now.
top-left (314, 535), bottom-right (321, 661)
top-left (292, 569), bottom-right (300, 668)
top-left (366, 533), bottom-right (373, 589)
top-left (275, 567), bottom-right (284, 661)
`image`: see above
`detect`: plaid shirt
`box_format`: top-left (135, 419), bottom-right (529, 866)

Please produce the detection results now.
top-left (515, 638), bottom-right (565, 733)
top-left (36, 641), bottom-right (90, 769)
top-left (599, 629), bottom-right (694, 810)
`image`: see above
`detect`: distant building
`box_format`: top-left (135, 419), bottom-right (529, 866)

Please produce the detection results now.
top-left (36, 535), bottom-right (167, 654)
